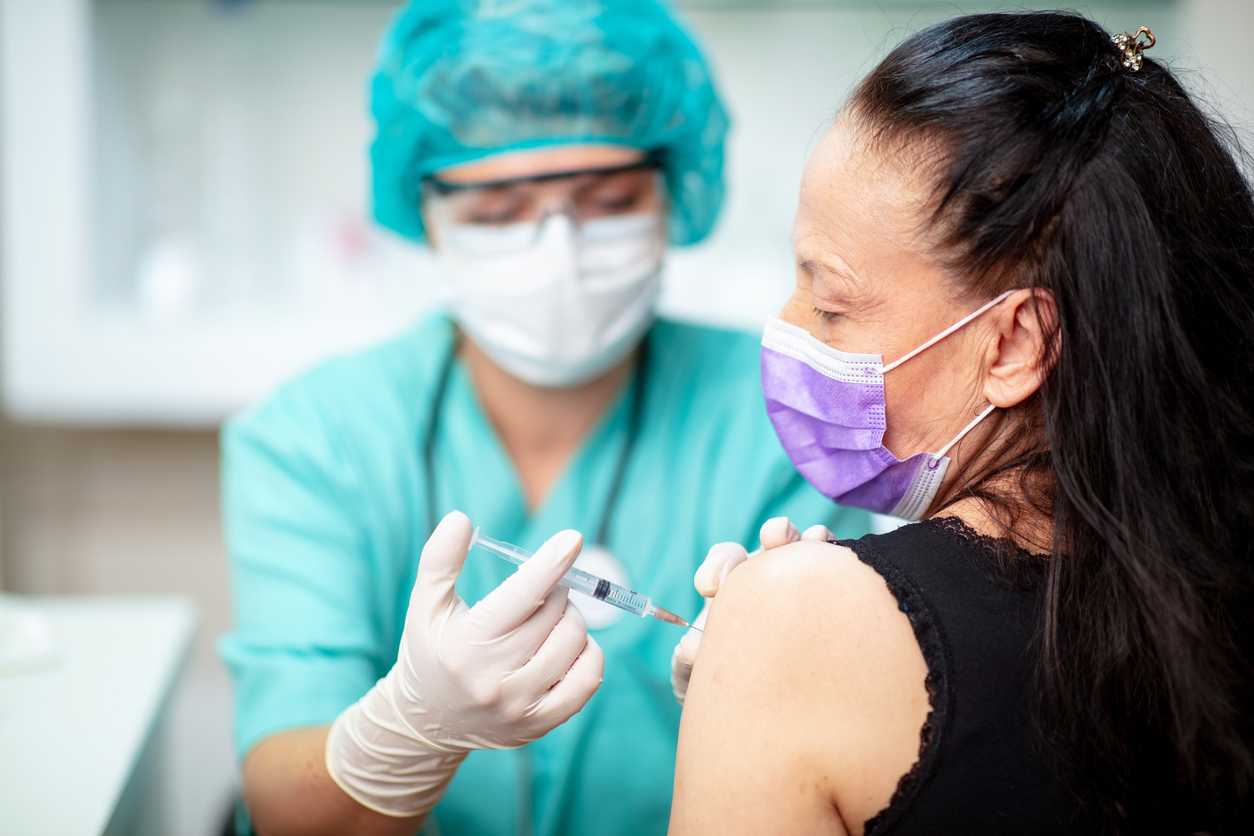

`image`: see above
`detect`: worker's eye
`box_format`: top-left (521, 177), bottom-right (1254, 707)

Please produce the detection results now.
top-left (578, 190), bottom-right (645, 217)
top-left (458, 190), bottom-right (530, 225)
top-left (577, 173), bottom-right (654, 218)
top-left (590, 192), bottom-right (642, 213)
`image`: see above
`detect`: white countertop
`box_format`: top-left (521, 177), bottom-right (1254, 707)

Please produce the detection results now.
top-left (0, 596), bottom-right (197, 836)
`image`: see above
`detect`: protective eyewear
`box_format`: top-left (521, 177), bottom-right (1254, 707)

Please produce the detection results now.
top-left (423, 155), bottom-right (665, 254)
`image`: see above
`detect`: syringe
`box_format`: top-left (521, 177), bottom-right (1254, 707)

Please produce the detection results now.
top-left (470, 529), bottom-right (696, 629)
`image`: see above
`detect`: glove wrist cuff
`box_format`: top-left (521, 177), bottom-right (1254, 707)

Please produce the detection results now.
top-left (325, 673), bottom-right (470, 817)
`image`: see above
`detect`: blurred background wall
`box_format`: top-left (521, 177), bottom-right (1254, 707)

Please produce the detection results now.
top-left (1, 1), bottom-right (1249, 834)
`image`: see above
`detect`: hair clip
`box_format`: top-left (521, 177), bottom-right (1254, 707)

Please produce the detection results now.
top-left (1111, 27), bottom-right (1155, 72)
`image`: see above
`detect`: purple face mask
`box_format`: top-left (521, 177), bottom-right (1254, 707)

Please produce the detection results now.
top-left (760, 291), bottom-right (1014, 520)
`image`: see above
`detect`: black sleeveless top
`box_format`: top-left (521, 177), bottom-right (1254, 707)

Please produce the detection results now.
top-left (838, 517), bottom-right (1100, 835)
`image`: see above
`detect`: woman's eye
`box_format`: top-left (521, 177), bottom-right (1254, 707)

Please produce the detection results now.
top-left (813, 307), bottom-right (844, 323)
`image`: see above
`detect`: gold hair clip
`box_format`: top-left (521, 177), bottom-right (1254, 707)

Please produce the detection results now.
top-left (1111, 27), bottom-right (1155, 72)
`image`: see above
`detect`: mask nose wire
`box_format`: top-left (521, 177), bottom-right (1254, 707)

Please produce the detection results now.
top-left (881, 289), bottom-right (1018, 374)
top-left (527, 199), bottom-right (582, 251)
top-left (532, 193), bottom-right (579, 229)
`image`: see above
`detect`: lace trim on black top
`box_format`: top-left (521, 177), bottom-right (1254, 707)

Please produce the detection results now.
top-left (836, 518), bottom-right (1038, 836)
top-left (926, 515), bottom-right (1049, 591)
top-left (836, 529), bottom-right (954, 836)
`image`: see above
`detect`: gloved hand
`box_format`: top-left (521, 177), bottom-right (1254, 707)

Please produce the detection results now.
top-left (670, 517), bottom-right (834, 705)
top-left (326, 511), bottom-right (605, 817)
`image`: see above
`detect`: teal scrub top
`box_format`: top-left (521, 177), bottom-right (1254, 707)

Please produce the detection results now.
top-left (219, 313), bottom-right (871, 836)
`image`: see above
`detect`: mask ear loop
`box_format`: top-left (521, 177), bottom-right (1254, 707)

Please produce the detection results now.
top-left (877, 289), bottom-right (1016, 469)
top-left (927, 402), bottom-right (998, 468)
top-left (882, 289), bottom-right (1018, 374)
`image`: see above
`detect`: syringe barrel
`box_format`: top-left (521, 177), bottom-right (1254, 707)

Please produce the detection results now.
top-left (592, 582), bottom-right (652, 617)
top-left (561, 567), bottom-right (651, 617)
top-left (471, 530), bottom-right (653, 618)
top-left (557, 566), bottom-right (601, 599)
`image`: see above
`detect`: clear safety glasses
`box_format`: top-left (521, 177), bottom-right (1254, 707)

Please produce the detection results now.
top-left (423, 157), bottom-right (665, 254)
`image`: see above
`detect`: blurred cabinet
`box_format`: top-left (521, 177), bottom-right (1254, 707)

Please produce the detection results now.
top-left (1, 0), bottom-right (438, 426)
top-left (0, 596), bottom-right (196, 836)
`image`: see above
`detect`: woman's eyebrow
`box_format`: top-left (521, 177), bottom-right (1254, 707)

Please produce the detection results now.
top-left (799, 257), bottom-right (861, 288)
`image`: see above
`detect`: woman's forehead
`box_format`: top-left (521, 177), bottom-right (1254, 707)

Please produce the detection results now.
top-left (799, 124), bottom-right (938, 246)
top-left (795, 120), bottom-right (949, 294)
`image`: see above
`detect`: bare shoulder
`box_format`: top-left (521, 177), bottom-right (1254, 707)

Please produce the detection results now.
top-left (712, 540), bottom-right (904, 648)
top-left (671, 540), bottom-right (929, 836)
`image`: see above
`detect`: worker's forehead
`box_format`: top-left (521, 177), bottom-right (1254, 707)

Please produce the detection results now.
top-left (434, 145), bottom-right (647, 186)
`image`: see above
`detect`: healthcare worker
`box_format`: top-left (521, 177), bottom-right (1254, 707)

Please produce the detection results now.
top-left (219, 1), bottom-right (871, 834)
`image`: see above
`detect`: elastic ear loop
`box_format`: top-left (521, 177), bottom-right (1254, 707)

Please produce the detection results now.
top-left (928, 403), bottom-right (998, 468)
top-left (875, 289), bottom-right (1016, 469)
top-left (881, 289), bottom-right (1018, 373)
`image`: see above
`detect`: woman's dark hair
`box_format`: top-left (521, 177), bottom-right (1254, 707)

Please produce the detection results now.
top-left (849, 12), bottom-right (1254, 833)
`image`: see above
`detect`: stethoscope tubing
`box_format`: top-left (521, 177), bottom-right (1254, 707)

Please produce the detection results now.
top-left (417, 325), bottom-right (649, 835)
top-left (421, 326), bottom-right (650, 553)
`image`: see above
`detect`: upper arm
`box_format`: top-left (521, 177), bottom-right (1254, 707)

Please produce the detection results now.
top-left (669, 541), bottom-right (929, 836)
top-left (219, 397), bottom-right (384, 762)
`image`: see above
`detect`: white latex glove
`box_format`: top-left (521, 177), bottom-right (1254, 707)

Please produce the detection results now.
top-left (670, 517), bottom-right (834, 705)
top-left (326, 511), bottom-right (605, 817)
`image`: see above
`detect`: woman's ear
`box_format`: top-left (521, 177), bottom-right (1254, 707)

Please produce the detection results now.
top-left (982, 288), bottom-right (1057, 409)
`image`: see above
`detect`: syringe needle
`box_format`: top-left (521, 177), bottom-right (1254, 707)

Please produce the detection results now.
top-left (650, 606), bottom-right (693, 629)
top-left (472, 528), bottom-right (700, 628)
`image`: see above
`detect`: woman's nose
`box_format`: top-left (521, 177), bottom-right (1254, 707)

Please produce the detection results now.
top-left (778, 292), bottom-right (817, 335)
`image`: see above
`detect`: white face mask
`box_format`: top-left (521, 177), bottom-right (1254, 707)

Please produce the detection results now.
top-left (440, 212), bottom-right (665, 387)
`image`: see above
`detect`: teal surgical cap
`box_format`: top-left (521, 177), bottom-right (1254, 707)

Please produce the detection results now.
top-left (370, 0), bottom-right (729, 246)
